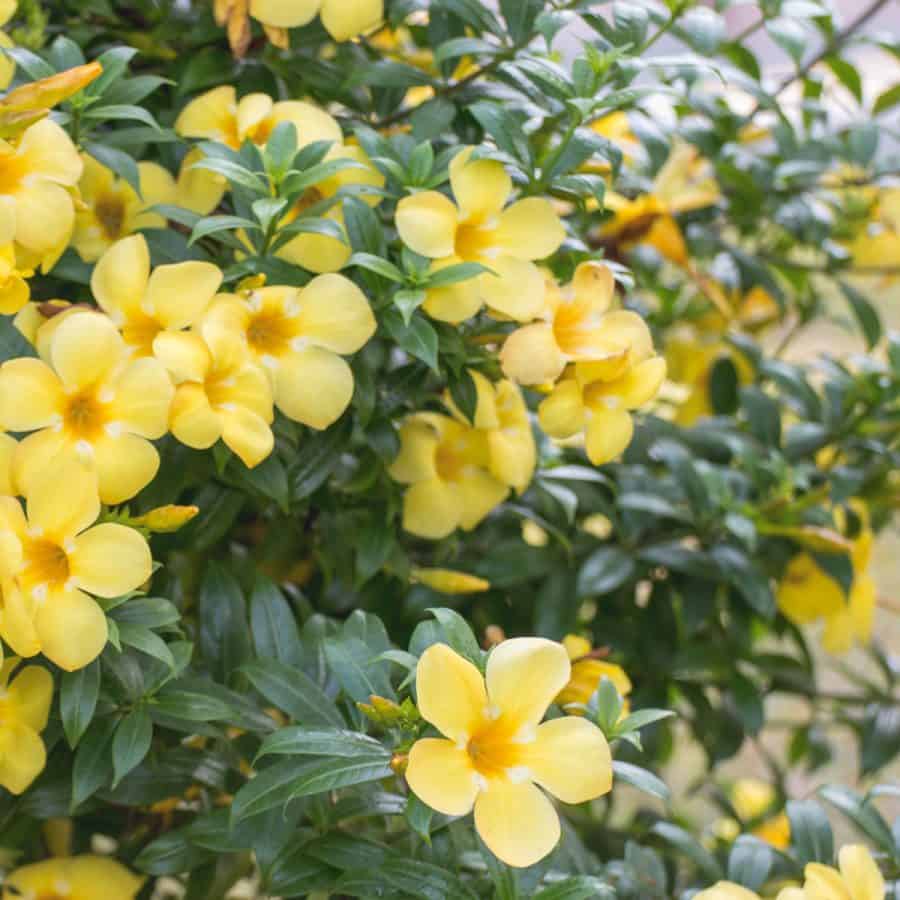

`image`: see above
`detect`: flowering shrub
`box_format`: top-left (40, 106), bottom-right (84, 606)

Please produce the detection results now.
top-left (0, 0), bottom-right (898, 897)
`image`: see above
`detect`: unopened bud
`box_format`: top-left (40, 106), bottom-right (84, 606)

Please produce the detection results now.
top-left (0, 62), bottom-right (103, 120)
top-left (132, 505), bottom-right (199, 533)
top-left (411, 567), bottom-right (490, 595)
top-left (390, 753), bottom-right (408, 775)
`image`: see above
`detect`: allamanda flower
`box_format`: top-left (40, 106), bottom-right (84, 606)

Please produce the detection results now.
top-left (1, 855), bottom-right (144, 900)
top-left (0, 459), bottom-right (152, 671)
top-left (165, 322), bottom-right (275, 469)
top-left (90, 234), bottom-right (223, 363)
top-left (556, 634), bottom-right (632, 715)
top-left (501, 261), bottom-right (636, 386)
top-left (0, 310), bottom-right (174, 504)
top-left (200, 277), bottom-right (375, 431)
top-left (389, 374), bottom-right (535, 539)
top-left (0, 241), bottom-right (31, 315)
top-left (248, 0), bottom-right (383, 42)
top-left (406, 639), bottom-right (613, 867)
top-left (777, 504), bottom-right (876, 655)
top-left (786, 844), bottom-right (886, 900)
top-left (537, 319), bottom-right (666, 465)
top-left (0, 656), bottom-right (52, 794)
top-left (395, 147), bottom-right (565, 323)
top-left (72, 155), bottom-right (177, 262)
top-left (0, 118), bottom-right (82, 271)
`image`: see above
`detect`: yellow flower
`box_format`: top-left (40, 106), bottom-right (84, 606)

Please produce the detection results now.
top-left (406, 639), bottom-right (613, 867)
top-left (0, 118), bottom-right (82, 271)
top-left (0, 656), bottom-right (52, 794)
top-left (90, 234), bottom-right (223, 364)
top-left (537, 314), bottom-right (666, 465)
top-left (0, 459), bottom-right (152, 671)
top-left (694, 884), bottom-right (762, 900)
top-left (0, 1), bottom-right (16, 91)
top-left (848, 187), bottom-right (900, 270)
top-left (389, 375), bottom-right (536, 539)
top-left (0, 241), bottom-right (31, 314)
top-left (0, 428), bottom-right (13, 494)
top-left (582, 112), bottom-right (638, 173)
top-left (0, 311), bottom-right (174, 504)
top-left (166, 322), bottom-right (275, 469)
top-left (200, 278), bottom-right (375, 430)
top-left (502, 262), bottom-right (645, 386)
top-left (411, 568), bottom-right (490, 594)
top-left (556, 635), bottom-right (632, 713)
top-left (730, 778), bottom-right (791, 849)
top-left (2, 855), bottom-right (144, 900)
top-left (72, 155), bottom-right (177, 262)
top-left (777, 508), bottom-right (876, 655)
top-left (800, 845), bottom-right (886, 900)
top-left (395, 147), bottom-right (565, 323)
top-left (248, 0), bottom-right (383, 41)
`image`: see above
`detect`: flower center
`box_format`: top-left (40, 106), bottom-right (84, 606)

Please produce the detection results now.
top-left (63, 391), bottom-right (108, 440)
top-left (94, 191), bottom-right (128, 241)
top-left (454, 222), bottom-right (495, 261)
top-left (21, 537), bottom-right (70, 593)
top-left (0, 147), bottom-right (28, 196)
top-left (121, 315), bottom-right (163, 357)
top-left (247, 311), bottom-right (295, 357)
top-left (435, 443), bottom-right (466, 482)
top-left (465, 718), bottom-right (526, 779)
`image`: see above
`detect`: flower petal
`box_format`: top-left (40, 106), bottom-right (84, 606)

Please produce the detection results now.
top-left (584, 406), bottom-right (633, 465)
top-left (0, 358), bottom-right (63, 430)
top-left (388, 418), bottom-right (439, 484)
top-left (297, 274), bottom-right (376, 353)
top-left (221, 406), bottom-right (275, 468)
top-left (143, 260), bottom-right (223, 330)
top-left (488, 427), bottom-right (535, 495)
top-left (0, 580), bottom-right (41, 658)
top-left (501, 323), bottom-right (565, 385)
top-left (34, 587), bottom-right (107, 671)
top-left (67, 857), bottom-right (145, 899)
top-left (50, 311), bottom-right (123, 391)
top-left (26, 457), bottom-right (99, 541)
top-left (422, 261), bottom-right (482, 323)
top-left (572, 261), bottom-right (615, 312)
top-left (457, 469), bottom-right (508, 531)
top-left (450, 148), bottom-right (511, 226)
top-left (10, 429), bottom-right (68, 499)
top-left (175, 85), bottom-right (237, 140)
top-left (474, 780), bottom-right (561, 868)
top-left (838, 844), bottom-right (885, 900)
top-left (525, 716), bottom-right (612, 804)
top-left (0, 722), bottom-right (45, 794)
top-left (270, 100), bottom-right (343, 148)
top-left (406, 737), bottom-right (478, 816)
top-left (486, 637), bottom-right (570, 730)
top-left (16, 119), bottom-right (83, 185)
top-left (538, 379), bottom-right (585, 439)
top-left (0, 432), bottom-right (14, 495)
top-left (13, 180), bottom-right (75, 263)
top-left (278, 229), bottom-right (350, 275)
top-left (176, 149), bottom-right (227, 215)
top-left (236, 92), bottom-right (274, 142)
top-left (152, 331), bottom-right (211, 384)
top-left (274, 347), bottom-right (353, 429)
top-left (70, 523), bottom-right (152, 598)
top-left (614, 356), bottom-right (667, 409)
top-left (132, 161), bottom-right (178, 230)
top-left (803, 863), bottom-right (853, 900)
top-left (416, 642), bottom-right (487, 743)
top-left (320, 0), bottom-right (382, 41)
top-left (8, 665), bottom-right (53, 732)
top-left (694, 884), bottom-right (765, 900)
top-left (249, 0), bottom-right (321, 28)
top-left (91, 433), bottom-right (160, 505)
top-left (493, 198), bottom-right (565, 260)
top-left (402, 478), bottom-right (462, 539)
top-left (110, 357), bottom-right (176, 437)
top-left (479, 257), bottom-right (546, 322)
top-left (396, 192), bottom-right (459, 258)
top-left (170, 383), bottom-right (222, 450)
top-left (91, 234), bottom-right (151, 322)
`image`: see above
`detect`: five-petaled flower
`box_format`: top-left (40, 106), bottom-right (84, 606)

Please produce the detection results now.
top-left (406, 639), bottom-right (613, 867)
top-left (247, 0), bottom-right (383, 41)
top-left (0, 655), bottom-right (52, 794)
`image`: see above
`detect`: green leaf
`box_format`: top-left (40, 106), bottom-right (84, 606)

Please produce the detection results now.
top-left (189, 215), bottom-right (259, 246)
top-left (819, 785), bottom-right (896, 855)
top-left (232, 756), bottom-right (393, 822)
top-left (727, 836), bottom-right (774, 891)
top-left (406, 793), bottom-right (434, 844)
top-left (577, 546), bottom-right (635, 597)
top-left (874, 82), bottom-right (900, 115)
top-left (291, 418), bottom-right (351, 500)
top-left (825, 56), bottom-right (863, 104)
top-left (151, 689), bottom-right (234, 722)
top-left (615, 762), bottom-right (671, 804)
top-left (190, 156), bottom-right (267, 192)
top-left (839, 280), bottom-right (882, 349)
top-left (112, 707), bottom-right (153, 788)
top-left (249, 577), bottom-right (303, 668)
top-left (500, 0), bottom-right (542, 43)
top-left (425, 261), bottom-right (490, 287)
top-left (84, 142), bottom-right (141, 195)
top-left (428, 607), bottom-right (482, 665)
top-left (533, 878), bottom-right (615, 900)
top-left (393, 289), bottom-right (426, 325)
top-left (383, 308), bottom-right (440, 372)
top-left (116, 623), bottom-right (175, 669)
top-left (767, 18), bottom-right (809, 63)
top-left (651, 822), bottom-right (722, 880)
top-left (257, 727), bottom-right (388, 760)
top-left (110, 597), bottom-right (180, 629)
top-left (197, 563), bottom-right (251, 681)
top-left (787, 800), bottom-right (834, 866)
top-left (324, 635), bottom-right (395, 703)
top-left (592, 677), bottom-right (625, 735)
top-left (135, 828), bottom-right (214, 876)
top-left (60, 660), bottom-right (100, 749)
top-left (82, 103), bottom-right (161, 129)
top-left (740, 386), bottom-right (782, 448)
top-left (348, 252), bottom-right (404, 282)
top-left (0, 314), bottom-right (37, 362)
top-left (241, 658), bottom-right (343, 727)
top-left (71, 717), bottom-right (116, 809)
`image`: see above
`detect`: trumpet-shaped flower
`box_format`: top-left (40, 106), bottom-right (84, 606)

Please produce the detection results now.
top-left (556, 634), bottom-right (632, 714)
top-left (0, 241), bottom-right (30, 314)
top-left (90, 234), bottom-right (223, 363)
top-left (777, 509), bottom-right (876, 655)
top-left (72, 155), bottom-right (177, 262)
top-left (0, 311), bottom-right (174, 504)
top-left (406, 639), bottom-right (613, 867)
top-left (248, 0), bottom-right (383, 41)
top-left (0, 656), bottom-right (52, 794)
top-left (0, 118), bottom-right (82, 271)
top-left (799, 845), bottom-right (885, 900)
top-left (165, 324), bottom-right (275, 468)
top-left (537, 316), bottom-right (666, 465)
top-left (390, 375), bottom-right (535, 539)
top-left (0, 460), bottom-right (152, 671)
top-left (2, 855), bottom-right (144, 900)
top-left (395, 147), bottom-right (565, 323)
top-left (200, 278), bottom-right (375, 430)
top-left (501, 262), bottom-right (631, 385)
